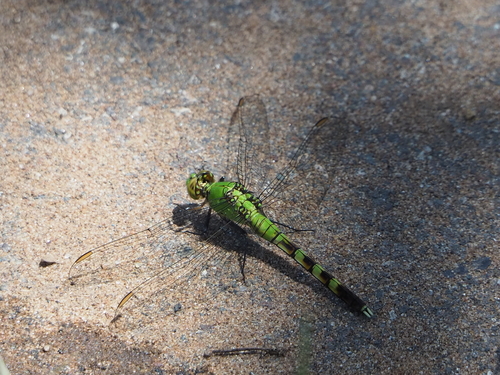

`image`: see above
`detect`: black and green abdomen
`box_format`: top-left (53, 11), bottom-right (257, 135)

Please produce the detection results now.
top-left (271, 233), bottom-right (372, 316)
top-left (205, 179), bottom-right (372, 317)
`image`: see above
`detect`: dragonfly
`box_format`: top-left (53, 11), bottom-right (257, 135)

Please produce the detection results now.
top-left (69, 96), bottom-right (373, 322)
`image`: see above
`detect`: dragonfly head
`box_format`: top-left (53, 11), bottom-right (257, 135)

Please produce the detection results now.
top-left (186, 170), bottom-right (215, 200)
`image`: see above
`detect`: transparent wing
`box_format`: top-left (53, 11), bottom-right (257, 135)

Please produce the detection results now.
top-left (226, 96), bottom-right (273, 191)
top-left (69, 203), bottom-right (252, 322)
top-left (258, 115), bottom-right (349, 234)
top-left (226, 96), bottom-right (347, 230)
top-left (68, 218), bottom-right (180, 288)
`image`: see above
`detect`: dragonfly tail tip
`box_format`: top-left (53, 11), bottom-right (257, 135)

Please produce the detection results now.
top-left (362, 306), bottom-right (374, 318)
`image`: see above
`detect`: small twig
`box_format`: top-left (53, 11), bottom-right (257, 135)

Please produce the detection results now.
top-left (203, 347), bottom-right (286, 358)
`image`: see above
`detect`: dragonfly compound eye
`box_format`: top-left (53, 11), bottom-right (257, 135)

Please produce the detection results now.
top-left (186, 175), bottom-right (202, 199)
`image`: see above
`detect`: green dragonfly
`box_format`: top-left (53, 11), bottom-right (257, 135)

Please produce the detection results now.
top-left (69, 96), bottom-right (373, 320)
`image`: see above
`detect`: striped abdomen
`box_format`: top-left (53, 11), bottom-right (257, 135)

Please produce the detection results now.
top-left (251, 212), bottom-right (372, 316)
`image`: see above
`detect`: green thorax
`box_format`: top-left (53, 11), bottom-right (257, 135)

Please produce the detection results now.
top-left (186, 170), bottom-right (266, 227)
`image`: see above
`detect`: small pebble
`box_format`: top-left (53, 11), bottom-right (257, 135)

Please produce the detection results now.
top-left (463, 106), bottom-right (476, 120)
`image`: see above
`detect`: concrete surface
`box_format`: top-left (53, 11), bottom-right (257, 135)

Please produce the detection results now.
top-left (0, 0), bottom-right (499, 374)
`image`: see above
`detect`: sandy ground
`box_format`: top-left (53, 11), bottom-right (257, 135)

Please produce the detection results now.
top-left (0, 0), bottom-right (499, 374)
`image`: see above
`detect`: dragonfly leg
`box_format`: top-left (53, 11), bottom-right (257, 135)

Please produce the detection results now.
top-left (203, 207), bottom-right (213, 234)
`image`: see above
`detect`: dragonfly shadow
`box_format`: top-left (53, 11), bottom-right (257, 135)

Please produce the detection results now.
top-left (172, 203), bottom-right (329, 302)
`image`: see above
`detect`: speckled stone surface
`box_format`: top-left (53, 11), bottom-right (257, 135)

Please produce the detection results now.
top-left (1, 1), bottom-right (498, 374)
